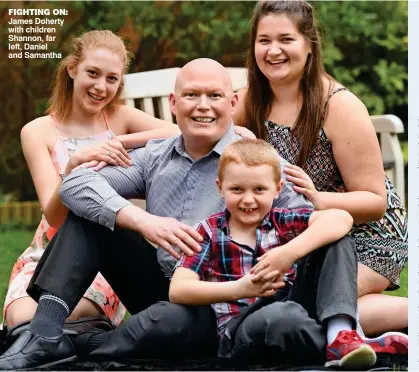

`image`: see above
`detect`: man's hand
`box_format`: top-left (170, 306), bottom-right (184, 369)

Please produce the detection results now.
top-left (235, 272), bottom-right (284, 299)
top-left (234, 126), bottom-right (256, 139)
top-left (250, 245), bottom-right (297, 283)
top-left (141, 215), bottom-right (203, 259)
top-left (283, 164), bottom-right (324, 210)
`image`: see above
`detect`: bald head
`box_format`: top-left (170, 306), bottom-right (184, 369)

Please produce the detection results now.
top-left (174, 58), bottom-right (233, 96)
top-left (168, 57), bottom-right (238, 160)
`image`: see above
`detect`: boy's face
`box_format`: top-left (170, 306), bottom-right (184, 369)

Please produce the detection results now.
top-left (217, 162), bottom-right (283, 230)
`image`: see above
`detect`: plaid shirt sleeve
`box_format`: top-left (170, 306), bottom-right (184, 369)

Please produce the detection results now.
top-left (273, 208), bottom-right (313, 242)
top-left (174, 220), bottom-right (213, 280)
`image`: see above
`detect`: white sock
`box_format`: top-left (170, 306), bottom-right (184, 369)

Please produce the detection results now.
top-left (327, 316), bottom-right (353, 345)
top-left (355, 309), bottom-right (366, 338)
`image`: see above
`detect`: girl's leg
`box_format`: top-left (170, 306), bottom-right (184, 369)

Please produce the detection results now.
top-left (359, 294), bottom-right (408, 336)
top-left (66, 298), bottom-right (103, 321)
top-left (357, 263), bottom-right (391, 297)
top-left (357, 263), bottom-right (408, 336)
top-left (5, 297), bottom-right (102, 329)
top-left (4, 298), bottom-right (37, 328)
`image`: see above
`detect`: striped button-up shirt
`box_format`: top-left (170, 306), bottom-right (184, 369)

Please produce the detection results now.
top-left (176, 207), bottom-right (312, 337)
top-left (60, 124), bottom-right (313, 277)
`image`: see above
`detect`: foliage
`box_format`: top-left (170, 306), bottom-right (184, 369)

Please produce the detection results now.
top-left (0, 221), bottom-right (26, 233)
top-left (401, 141), bottom-right (408, 166)
top-left (315, 1), bottom-right (407, 117)
top-left (0, 1), bottom-right (408, 199)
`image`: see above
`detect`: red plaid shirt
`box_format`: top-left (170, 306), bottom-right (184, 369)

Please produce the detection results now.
top-left (176, 207), bottom-right (312, 337)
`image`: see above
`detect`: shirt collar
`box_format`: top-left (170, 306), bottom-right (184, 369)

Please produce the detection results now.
top-left (260, 212), bottom-right (273, 228)
top-left (171, 135), bottom-right (188, 159)
top-left (219, 209), bottom-right (230, 232)
top-left (212, 123), bottom-right (239, 156)
top-left (171, 123), bottom-right (239, 160)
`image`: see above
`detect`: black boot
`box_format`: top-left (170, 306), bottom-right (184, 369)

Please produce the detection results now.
top-left (0, 329), bottom-right (76, 370)
top-left (2, 315), bottom-right (113, 362)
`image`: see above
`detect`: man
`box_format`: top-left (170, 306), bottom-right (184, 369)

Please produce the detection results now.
top-left (0, 59), bottom-right (313, 370)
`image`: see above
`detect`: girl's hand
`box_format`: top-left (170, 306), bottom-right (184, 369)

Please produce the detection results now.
top-left (234, 126), bottom-right (256, 139)
top-left (283, 164), bottom-right (323, 209)
top-left (66, 138), bottom-right (132, 175)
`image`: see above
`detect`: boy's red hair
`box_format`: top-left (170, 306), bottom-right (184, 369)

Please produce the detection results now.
top-left (218, 139), bottom-right (282, 183)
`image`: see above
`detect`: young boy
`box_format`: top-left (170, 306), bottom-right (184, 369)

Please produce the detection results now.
top-left (169, 139), bottom-right (377, 369)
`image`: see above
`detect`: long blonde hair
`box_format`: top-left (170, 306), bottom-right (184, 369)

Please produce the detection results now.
top-left (46, 30), bottom-right (132, 122)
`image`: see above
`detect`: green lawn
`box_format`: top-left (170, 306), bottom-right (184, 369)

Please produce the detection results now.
top-left (390, 263), bottom-right (408, 298)
top-left (0, 229), bottom-right (36, 323)
top-left (0, 229), bottom-right (409, 324)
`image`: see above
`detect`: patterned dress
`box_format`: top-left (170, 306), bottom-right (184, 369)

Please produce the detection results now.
top-left (266, 88), bottom-right (408, 289)
top-left (2, 117), bottom-right (126, 327)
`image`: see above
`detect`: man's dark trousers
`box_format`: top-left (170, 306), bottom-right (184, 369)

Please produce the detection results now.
top-left (27, 211), bottom-right (218, 358)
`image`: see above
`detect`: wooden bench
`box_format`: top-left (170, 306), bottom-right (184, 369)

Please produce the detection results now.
top-left (370, 115), bottom-right (405, 203)
top-left (123, 68), bottom-right (405, 205)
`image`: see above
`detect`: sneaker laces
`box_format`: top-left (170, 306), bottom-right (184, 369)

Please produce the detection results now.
top-left (337, 330), bottom-right (363, 343)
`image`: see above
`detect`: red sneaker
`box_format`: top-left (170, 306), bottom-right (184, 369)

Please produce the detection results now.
top-left (364, 332), bottom-right (408, 355)
top-left (325, 330), bottom-right (377, 369)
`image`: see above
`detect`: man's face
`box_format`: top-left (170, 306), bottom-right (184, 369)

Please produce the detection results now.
top-left (169, 64), bottom-right (238, 153)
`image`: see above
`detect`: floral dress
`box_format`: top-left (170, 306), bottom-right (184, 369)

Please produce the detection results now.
top-left (2, 119), bottom-right (126, 327)
top-left (266, 88), bottom-right (408, 289)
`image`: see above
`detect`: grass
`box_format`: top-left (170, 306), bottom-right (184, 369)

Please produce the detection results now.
top-left (0, 229), bottom-right (408, 325)
top-left (389, 264), bottom-right (408, 297)
top-left (0, 229), bottom-right (36, 324)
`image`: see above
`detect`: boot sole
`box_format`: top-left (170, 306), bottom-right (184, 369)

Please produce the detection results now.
top-left (365, 331), bottom-right (408, 355)
top-left (325, 345), bottom-right (377, 369)
top-left (24, 355), bottom-right (78, 370)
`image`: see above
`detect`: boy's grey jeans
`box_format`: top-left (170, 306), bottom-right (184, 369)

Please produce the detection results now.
top-left (219, 236), bottom-right (358, 365)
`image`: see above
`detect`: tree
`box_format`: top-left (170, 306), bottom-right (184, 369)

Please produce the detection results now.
top-left (0, 1), bottom-right (407, 200)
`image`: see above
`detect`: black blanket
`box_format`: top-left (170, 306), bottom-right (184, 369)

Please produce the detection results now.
top-left (43, 354), bottom-right (407, 371)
